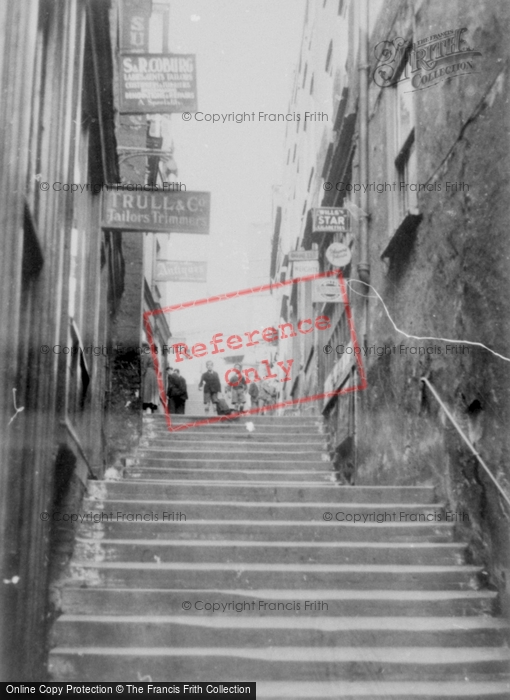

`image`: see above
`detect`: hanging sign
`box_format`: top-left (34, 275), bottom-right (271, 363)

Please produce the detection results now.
top-left (312, 277), bottom-right (343, 302)
top-left (102, 188), bottom-right (210, 234)
top-left (119, 0), bottom-right (151, 53)
top-left (118, 54), bottom-right (197, 114)
top-left (293, 260), bottom-right (319, 277)
top-left (326, 242), bottom-right (351, 268)
top-left (156, 261), bottom-right (207, 282)
top-left (288, 250), bottom-right (318, 262)
top-left (312, 207), bottom-right (350, 233)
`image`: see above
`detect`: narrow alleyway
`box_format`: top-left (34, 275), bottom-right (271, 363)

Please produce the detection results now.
top-left (49, 414), bottom-right (510, 695)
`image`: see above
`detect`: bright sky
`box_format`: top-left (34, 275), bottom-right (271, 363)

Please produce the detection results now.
top-left (154, 0), bottom-right (306, 378)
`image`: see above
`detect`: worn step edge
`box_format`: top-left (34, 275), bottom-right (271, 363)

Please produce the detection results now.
top-left (78, 517), bottom-right (455, 529)
top-left (68, 561), bottom-right (482, 573)
top-left (83, 499), bottom-right (446, 509)
top-left (57, 586), bottom-right (499, 601)
top-left (47, 646), bottom-right (510, 662)
top-left (74, 537), bottom-right (465, 550)
top-left (53, 615), bottom-right (509, 631)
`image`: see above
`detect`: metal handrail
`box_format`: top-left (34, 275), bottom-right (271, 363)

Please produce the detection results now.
top-left (420, 377), bottom-right (510, 509)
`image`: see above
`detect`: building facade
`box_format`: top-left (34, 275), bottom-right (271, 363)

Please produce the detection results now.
top-left (0, 0), bottom-right (176, 680)
top-left (272, 0), bottom-right (510, 612)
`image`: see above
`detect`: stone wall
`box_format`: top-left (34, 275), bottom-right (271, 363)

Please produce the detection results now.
top-left (349, 0), bottom-right (510, 613)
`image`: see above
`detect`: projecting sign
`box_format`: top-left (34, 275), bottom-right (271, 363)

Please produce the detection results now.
top-left (312, 207), bottom-right (350, 233)
top-left (324, 341), bottom-right (354, 395)
top-left (118, 53), bottom-right (197, 114)
top-left (326, 242), bottom-right (351, 268)
top-left (119, 0), bottom-right (151, 53)
top-left (288, 250), bottom-right (319, 262)
top-left (156, 260), bottom-right (207, 282)
top-left (102, 188), bottom-right (210, 234)
top-left (312, 277), bottom-right (343, 302)
top-left (293, 260), bottom-right (319, 277)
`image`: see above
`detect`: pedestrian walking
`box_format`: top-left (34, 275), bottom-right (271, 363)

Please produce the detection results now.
top-left (258, 378), bottom-right (277, 408)
top-left (248, 382), bottom-right (259, 409)
top-left (142, 350), bottom-right (159, 414)
top-left (166, 366), bottom-right (179, 413)
top-left (173, 369), bottom-right (188, 414)
top-left (226, 363), bottom-right (247, 412)
top-left (198, 361), bottom-right (221, 413)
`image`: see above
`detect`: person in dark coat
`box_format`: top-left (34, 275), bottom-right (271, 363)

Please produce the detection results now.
top-left (166, 367), bottom-right (179, 413)
top-left (173, 369), bottom-right (188, 414)
top-left (198, 361), bottom-right (221, 413)
top-left (248, 381), bottom-right (259, 409)
top-left (227, 363), bottom-right (247, 411)
top-left (142, 352), bottom-right (159, 413)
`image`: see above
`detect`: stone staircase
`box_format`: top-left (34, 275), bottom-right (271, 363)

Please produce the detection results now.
top-left (49, 414), bottom-right (510, 697)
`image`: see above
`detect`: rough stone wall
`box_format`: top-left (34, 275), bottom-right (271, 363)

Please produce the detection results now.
top-left (106, 233), bottom-right (145, 464)
top-left (350, 0), bottom-right (510, 612)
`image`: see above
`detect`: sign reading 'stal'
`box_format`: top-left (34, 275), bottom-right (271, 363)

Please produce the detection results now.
top-left (312, 207), bottom-right (350, 234)
top-left (102, 188), bottom-right (210, 234)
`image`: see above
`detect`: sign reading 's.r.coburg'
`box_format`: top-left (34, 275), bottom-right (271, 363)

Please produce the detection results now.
top-left (119, 53), bottom-right (197, 114)
top-left (102, 189), bottom-right (210, 234)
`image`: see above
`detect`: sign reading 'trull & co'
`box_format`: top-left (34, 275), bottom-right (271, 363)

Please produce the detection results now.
top-left (102, 188), bottom-right (210, 234)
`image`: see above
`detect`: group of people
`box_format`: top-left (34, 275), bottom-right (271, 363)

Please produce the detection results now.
top-left (199, 361), bottom-right (278, 414)
top-left (142, 357), bottom-right (278, 416)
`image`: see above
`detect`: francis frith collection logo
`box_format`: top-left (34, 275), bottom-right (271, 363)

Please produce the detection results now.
top-left (373, 27), bottom-right (482, 91)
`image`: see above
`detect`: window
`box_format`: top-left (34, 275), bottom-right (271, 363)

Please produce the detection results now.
top-left (387, 44), bottom-right (419, 230)
top-left (394, 71), bottom-right (417, 220)
top-left (325, 41), bottom-right (333, 73)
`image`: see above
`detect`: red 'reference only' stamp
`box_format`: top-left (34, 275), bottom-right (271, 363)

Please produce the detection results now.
top-left (143, 270), bottom-right (367, 431)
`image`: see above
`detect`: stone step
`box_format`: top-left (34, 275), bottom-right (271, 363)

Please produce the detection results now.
top-left (52, 615), bottom-right (510, 649)
top-left (90, 481), bottom-right (438, 504)
top-left (147, 424), bottom-right (326, 436)
top-left (59, 587), bottom-right (500, 617)
top-left (74, 538), bottom-right (467, 565)
top-left (82, 498), bottom-right (446, 522)
top-left (258, 679), bottom-right (510, 699)
top-left (125, 467), bottom-right (333, 481)
top-left (145, 415), bottom-right (323, 426)
top-left (67, 561), bottom-right (481, 590)
top-left (134, 450), bottom-right (329, 463)
top-left (47, 645), bottom-right (510, 682)
top-left (140, 434), bottom-right (326, 445)
top-left (78, 518), bottom-right (455, 542)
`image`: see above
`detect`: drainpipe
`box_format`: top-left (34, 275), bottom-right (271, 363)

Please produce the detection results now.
top-left (357, 0), bottom-right (370, 288)
top-left (354, 0), bottom-right (370, 481)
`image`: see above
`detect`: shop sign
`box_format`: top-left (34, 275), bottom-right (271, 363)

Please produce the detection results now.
top-left (102, 188), bottom-right (210, 234)
top-left (312, 277), bottom-right (343, 302)
top-left (119, 53), bottom-right (197, 114)
top-left (326, 242), bottom-right (351, 268)
top-left (312, 207), bottom-right (350, 233)
top-left (119, 0), bottom-right (151, 53)
top-left (156, 261), bottom-right (207, 282)
top-left (324, 341), bottom-right (355, 395)
top-left (288, 250), bottom-right (318, 262)
top-left (293, 260), bottom-right (319, 277)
